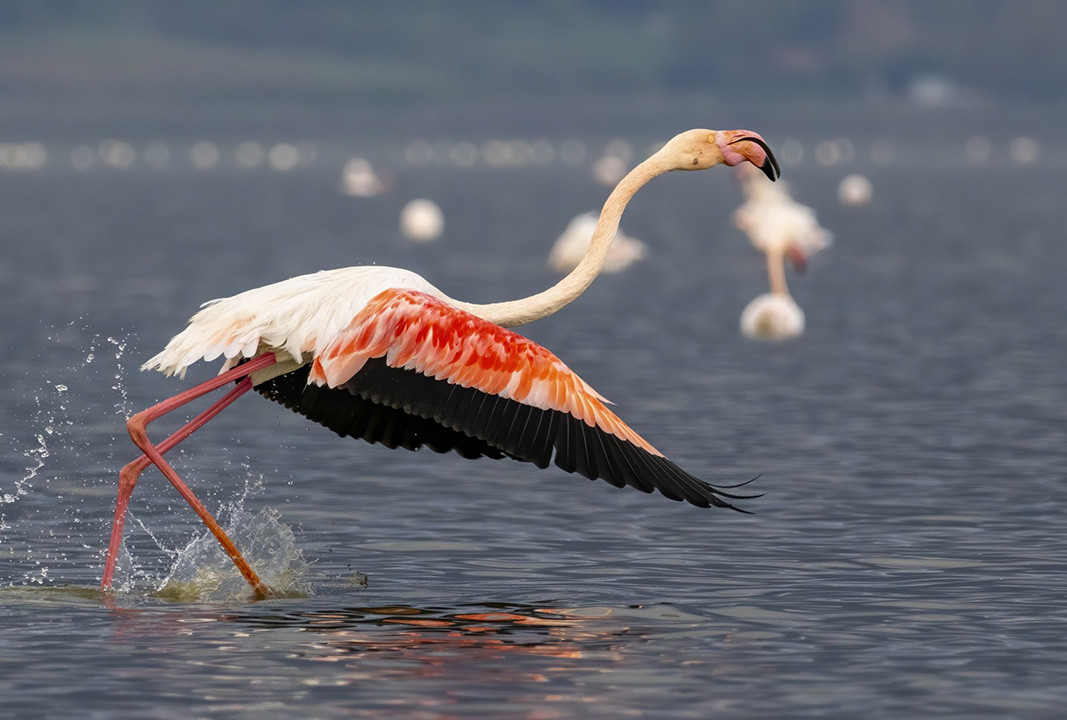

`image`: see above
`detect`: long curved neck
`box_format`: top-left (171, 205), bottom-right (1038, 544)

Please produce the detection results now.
top-left (447, 152), bottom-right (673, 327)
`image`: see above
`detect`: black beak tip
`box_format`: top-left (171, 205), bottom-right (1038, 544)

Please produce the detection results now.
top-left (730, 135), bottom-right (781, 181)
top-left (759, 159), bottom-right (779, 182)
top-left (759, 142), bottom-right (781, 182)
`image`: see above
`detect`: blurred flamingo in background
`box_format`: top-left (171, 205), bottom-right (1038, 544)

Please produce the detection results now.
top-left (399, 198), bottom-right (445, 242)
top-left (733, 165), bottom-right (831, 341)
top-left (101, 128), bottom-right (780, 596)
top-left (339, 157), bottom-right (390, 198)
top-left (548, 212), bottom-right (647, 274)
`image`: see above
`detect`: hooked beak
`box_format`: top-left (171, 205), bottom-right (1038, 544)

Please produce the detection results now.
top-left (728, 135), bottom-right (781, 182)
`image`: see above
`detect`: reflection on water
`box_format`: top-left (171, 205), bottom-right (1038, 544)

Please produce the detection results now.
top-left (220, 603), bottom-right (650, 715)
top-left (227, 602), bottom-right (612, 666)
top-left (6, 579), bottom-right (1061, 718)
top-left (2, 133), bottom-right (1067, 717)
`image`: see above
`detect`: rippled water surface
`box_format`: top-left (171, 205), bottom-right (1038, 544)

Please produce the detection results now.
top-left (2, 130), bottom-right (1066, 718)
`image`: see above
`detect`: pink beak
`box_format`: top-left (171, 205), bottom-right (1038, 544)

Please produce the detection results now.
top-left (728, 135), bottom-right (781, 182)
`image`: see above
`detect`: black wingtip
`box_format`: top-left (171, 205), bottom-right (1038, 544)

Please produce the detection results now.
top-left (714, 473), bottom-right (762, 490)
top-left (702, 474), bottom-right (762, 512)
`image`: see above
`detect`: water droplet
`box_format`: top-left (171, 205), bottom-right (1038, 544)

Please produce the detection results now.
top-left (55, 384), bottom-right (68, 392)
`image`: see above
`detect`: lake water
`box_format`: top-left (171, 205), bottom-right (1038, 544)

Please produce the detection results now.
top-left (1, 128), bottom-right (1066, 718)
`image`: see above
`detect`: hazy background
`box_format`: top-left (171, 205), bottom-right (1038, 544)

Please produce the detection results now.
top-left (3, 4), bottom-right (1067, 717)
top-left (0, 0), bottom-right (1064, 141)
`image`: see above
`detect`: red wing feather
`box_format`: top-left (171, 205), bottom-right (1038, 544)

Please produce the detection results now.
top-left (310, 288), bottom-right (663, 456)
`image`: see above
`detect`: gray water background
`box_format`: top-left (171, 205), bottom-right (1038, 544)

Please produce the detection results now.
top-left (1, 122), bottom-right (1065, 718)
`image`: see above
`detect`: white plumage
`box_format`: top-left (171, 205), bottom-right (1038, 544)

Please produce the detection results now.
top-left (339, 158), bottom-right (388, 198)
top-left (144, 266), bottom-right (443, 378)
top-left (838, 173), bottom-right (873, 206)
top-left (399, 199), bottom-right (444, 242)
top-left (548, 212), bottom-right (647, 274)
top-left (733, 176), bottom-right (832, 262)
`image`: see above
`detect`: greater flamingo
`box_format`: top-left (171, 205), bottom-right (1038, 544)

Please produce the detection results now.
top-left (733, 165), bottom-right (830, 340)
top-left (737, 199), bottom-right (817, 341)
top-left (399, 198), bottom-right (444, 242)
top-left (339, 157), bottom-right (389, 198)
top-left (101, 129), bottom-right (780, 596)
top-left (547, 212), bottom-right (647, 274)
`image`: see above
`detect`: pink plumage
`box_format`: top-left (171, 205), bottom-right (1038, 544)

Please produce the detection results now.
top-left (311, 288), bottom-right (662, 455)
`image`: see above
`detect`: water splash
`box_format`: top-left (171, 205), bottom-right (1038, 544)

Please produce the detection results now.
top-left (106, 477), bottom-right (312, 600)
top-left (156, 506), bottom-right (310, 601)
top-left (0, 323), bottom-right (132, 587)
top-left (3, 322), bottom-right (309, 600)
top-left (104, 460), bottom-right (310, 600)
top-left (1, 433), bottom-right (48, 506)
top-left (106, 335), bottom-right (131, 417)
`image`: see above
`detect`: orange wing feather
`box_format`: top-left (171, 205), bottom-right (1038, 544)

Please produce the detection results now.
top-left (310, 288), bottom-right (663, 457)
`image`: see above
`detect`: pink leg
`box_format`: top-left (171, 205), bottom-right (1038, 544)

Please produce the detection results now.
top-left (101, 353), bottom-right (278, 596)
top-left (101, 380), bottom-right (252, 589)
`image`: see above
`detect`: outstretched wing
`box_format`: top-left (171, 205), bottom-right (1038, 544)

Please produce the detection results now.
top-left (258, 288), bottom-right (750, 510)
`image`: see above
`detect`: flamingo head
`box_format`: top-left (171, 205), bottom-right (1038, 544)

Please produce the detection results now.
top-left (659, 129), bottom-right (780, 181)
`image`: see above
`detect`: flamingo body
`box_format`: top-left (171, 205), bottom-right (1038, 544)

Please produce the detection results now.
top-left (149, 282), bottom-right (733, 506)
top-left (732, 163), bottom-right (831, 271)
top-left (548, 212), bottom-right (647, 274)
top-left (103, 127), bottom-right (781, 594)
top-left (733, 195), bottom-right (832, 268)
